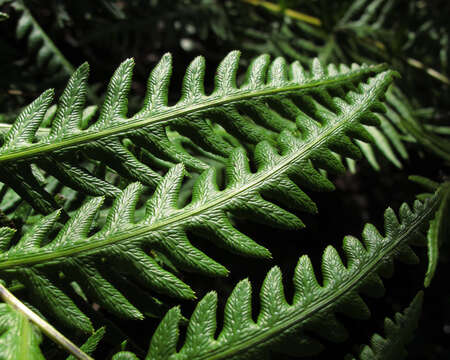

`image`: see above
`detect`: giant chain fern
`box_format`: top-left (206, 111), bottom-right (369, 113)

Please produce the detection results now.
top-left (111, 192), bottom-right (440, 360)
top-left (0, 70), bottom-right (394, 334)
top-left (0, 50), bottom-right (388, 213)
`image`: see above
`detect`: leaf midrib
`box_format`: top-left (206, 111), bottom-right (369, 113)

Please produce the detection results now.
top-left (0, 82), bottom-right (376, 270)
top-left (0, 64), bottom-right (385, 163)
top-left (188, 195), bottom-right (440, 360)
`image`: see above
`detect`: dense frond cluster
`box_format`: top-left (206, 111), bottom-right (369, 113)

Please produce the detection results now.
top-left (0, 50), bottom-right (388, 214)
top-left (0, 2), bottom-right (447, 358)
top-left (0, 68), bottom-right (395, 333)
top-left (237, 0), bottom-right (450, 168)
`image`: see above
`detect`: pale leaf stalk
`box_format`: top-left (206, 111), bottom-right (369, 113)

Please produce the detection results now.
top-left (0, 282), bottom-right (92, 360)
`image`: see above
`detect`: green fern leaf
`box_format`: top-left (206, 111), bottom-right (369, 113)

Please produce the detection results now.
top-left (238, 1), bottom-right (426, 171)
top-left (409, 177), bottom-right (450, 287)
top-left (0, 69), bottom-right (394, 333)
top-left (0, 302), bottom-right (44, 360)
top-left (0, 51), bottom-right (388, 213)
top-left (118, 193), bottom-right (440, 360)
top-left (424, 184), bottom-right (449, 287)
top-left (347, 291), bottom-right (423, 360)
top-left (409, 175), bottom-right (440, 192)
top-left (65, 327), bottom-right (105, 360)
top-left (11, 0), bottom-right (74, 75)
top-left (0, 297), bottom-right (105, 360)
top-left (386, 88), bottom-right (450, 162)
top-left (337, 0), bottom-right (394, 35)
top-left (113, 352), bottom-right (139, 360)
top-left (409, 175), bottom-right (450, 287)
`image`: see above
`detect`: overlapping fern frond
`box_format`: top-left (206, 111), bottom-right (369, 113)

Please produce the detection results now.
top-left (0, 69), bottom-right (394, 333)
top-left (111, 193), bottom-right (440, 360)
top-left (0, 2), bottom-right (447, 359)
top-left (0, 50), bottom-right (388, 214)
top-left (0, 302), bottom-right (43, 359)
top-left (11, 0), bottom-right (74, 75)
top-left (238, 0), bottom-right (450, 169)
top-left (0, 298), bottom-right (104, 360)
top-left (409, 176), bottom-right (450, 287)
top-left (346, 292), bottom-right (423, 360)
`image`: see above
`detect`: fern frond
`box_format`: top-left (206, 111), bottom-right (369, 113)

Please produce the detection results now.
top-left (0, 300), bottom-right (104, 360)
top-left (11, 0), bottom-right (74, 75)
top-left (424, 184), bottom-right (450, 287)
top-left (409, 177), bottom-right (450, 287)
top-left (0, 51), bottom-right (388, 213)
top-left (385, 88), bottom-right (450, 162)
top-left (65, 327), bottom-right (105, 360)
top-left (409, 175), bottom-right (441, 193)
top-left (237, 0), bottom-right (428, 171)
top-left (336, 0), bottom-right (394, 35)
top-left (0, 70), bottom-right (394, 333)
top-left (347, 291), bottom-right (423, 360)
top-left (113, 352), bottom-right (139, 360)
top-left (0, 302), bottom-right (44, 359)
top-left (0, 281), bottom-right (104, 359)
top-left (117, 193), bottom-right (440, 360)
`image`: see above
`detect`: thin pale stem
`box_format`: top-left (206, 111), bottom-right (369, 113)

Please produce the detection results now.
top-left (241, 0), bottom-right (322, 25)
top-left (0, 282), bottom-right (93, 360)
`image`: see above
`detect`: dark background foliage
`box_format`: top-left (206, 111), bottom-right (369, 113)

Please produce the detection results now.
top-left (0, 0), bottom-right (449, 358)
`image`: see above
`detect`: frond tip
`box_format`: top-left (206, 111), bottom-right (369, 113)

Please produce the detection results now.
top-left (347, 292), bottom-right (423, 360)
top-left (114, 193), bottom-right (440, 360)
top-left (0, 50), bottom-right (390, 214)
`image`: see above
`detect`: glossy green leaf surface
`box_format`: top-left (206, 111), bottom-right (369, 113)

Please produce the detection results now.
top-left (0, 69), bottom-right (394, 333)
top-left (239, 0), bottom-right (450, 169)
top-left (0, 51), bottom-right (388, 214)
top-left (119, 193), bottom-right (440, 359)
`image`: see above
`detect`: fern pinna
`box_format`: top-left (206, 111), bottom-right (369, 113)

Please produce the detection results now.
top-left (347, 292), bottom-right (424, 360)
top-left (12, 0), bottom-right (74, 75)
top-left (0, 50), bottom-right (388, 214)
top-left (0, 65), bottom-right (394, 334)
top-left (0, 291), bottom-right (105, 360)
top-left (111, 192), bottom-right (440, 360)
top-left (238, 0), bottom-right (450, 169)
top-left (0, 301), bottom-right (44, 359)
